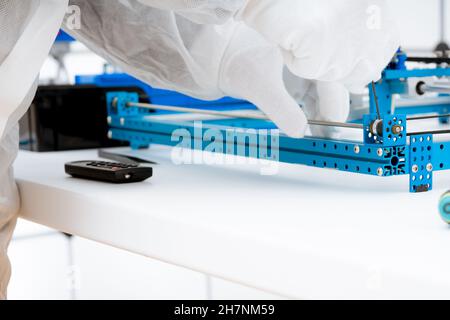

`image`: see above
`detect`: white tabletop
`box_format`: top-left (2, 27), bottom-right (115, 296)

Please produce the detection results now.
top-left (13, 146), bottom-right (450, 299)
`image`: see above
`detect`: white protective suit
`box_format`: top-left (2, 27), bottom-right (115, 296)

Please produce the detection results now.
top-left (0, 0), bottom-right (398, 298)
top-left (0, 0), bottom-right (68, 299)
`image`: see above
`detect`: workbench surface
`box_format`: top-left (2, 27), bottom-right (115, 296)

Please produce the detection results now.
top-left (14, 146), bottom-right (450, 299)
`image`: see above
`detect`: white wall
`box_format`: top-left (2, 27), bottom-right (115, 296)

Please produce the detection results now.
top-left (390, 0), bottom-right (444, 50)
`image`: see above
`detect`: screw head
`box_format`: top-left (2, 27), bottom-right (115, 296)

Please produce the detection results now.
top-left (377, 168), bottom-right (384, 176)
top-left (377, 148), bottom-right (384, 157)
top-left (426, 163), bottom-right (433, 172)
top-left (107, 116), bottom-right (112, 125)
top-left (412, 165), bottom-right (419, 173)
top-left (120, 118), bottom-right (125, 126)
top-left (107, 131), bottom-right (113, 139)
top-left (392, 125), bottom-right (403, 134)
top-left (354, 145), bottom-right (360, 154)
top-left (111, 97), bottom-right (119, 109)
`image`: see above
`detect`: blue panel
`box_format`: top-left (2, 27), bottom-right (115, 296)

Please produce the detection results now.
top-left (76, 73), bottom-right (255, 111)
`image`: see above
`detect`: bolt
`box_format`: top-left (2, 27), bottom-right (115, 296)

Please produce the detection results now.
top-left (120, 118), bottom-right (125, 126)
top-left (412, 165), bottom-right (419, 173)
top-left (426, 163), bottom-right (433, 172)
top-left (107, 131), bottom-right (113, 139)
top-left (377, 148), bottom-right (384, 157)
top-left (392, 125), bottom-right (403, 135)
top-left (107, 116), bottom-right (112, 125)
top-left (377, 168), bottom-right (384, 176)
top-left (354, 145), bottom-right (360, 154)
top-left (111, 97), bottom-right (119, 110)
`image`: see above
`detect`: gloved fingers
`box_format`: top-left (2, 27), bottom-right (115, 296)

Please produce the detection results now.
top-left (342, 40), bottom-right (400, 89)
top-left (283, 72), bottom-right (318, 121)
top-left (282, 70), bottom-right (350, 138)
top-left (241, 0), bottom-right (400, 86)
top-left (219, 35), bottom-right (308, 138)
top-left (310, 81), bottom-right (350, 138)
top-left (315, 81), bottom-right (350, 123)
top-left (282, 68), bottom-right (315, 103)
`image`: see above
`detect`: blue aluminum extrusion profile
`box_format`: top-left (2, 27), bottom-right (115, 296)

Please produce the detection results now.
top-left (107, 114), bottom-right (405, 177)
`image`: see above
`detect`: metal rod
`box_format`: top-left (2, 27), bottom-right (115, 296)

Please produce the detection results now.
top-left (407, 129), bottom-right (450, 136)
top-left (407, 56), bottom-right (450, 64)
top-left (371, 82), bottom-right (382, 120)
top-left (129, 102), bottom-right (268, 120)
top-left (308, 120), bottom-right (363, 129)
top-left (418, 83), bottom-right (450, 94)
top-left (407, 113), bottom-right (450, 121)
top-left (128, 101), bottom-right (364, 129)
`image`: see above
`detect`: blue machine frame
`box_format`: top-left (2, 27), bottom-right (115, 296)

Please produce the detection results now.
top-left (105, 52), bottom-right (450, 193)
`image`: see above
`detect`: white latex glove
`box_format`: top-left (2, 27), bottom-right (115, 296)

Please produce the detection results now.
top-left (237, 0), bottom-right (400, 89)
top-left (283, 71), bottom-right (350, 138)
top-left (218, 25), bottom-right (308, 138)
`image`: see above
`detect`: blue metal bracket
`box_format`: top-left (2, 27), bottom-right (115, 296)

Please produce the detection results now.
top-left (409, 134), bottom-right (433, 192)
top-left (363, 114), bottom-right (407, 147)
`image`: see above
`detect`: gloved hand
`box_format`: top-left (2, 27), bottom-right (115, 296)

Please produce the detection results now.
top-left (237, 0), bottom-right (400, 89)
top-left (218, 24), bottom-right (309, 138)
top-left (283, 71), bottom-right (350, 138)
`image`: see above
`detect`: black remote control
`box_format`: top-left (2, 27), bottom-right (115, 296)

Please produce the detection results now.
top-left (65, 161), bottom-right (153, 184)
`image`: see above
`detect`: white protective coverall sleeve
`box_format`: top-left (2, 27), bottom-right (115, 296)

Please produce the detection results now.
top-left (0, 0), bottom-right (68, 299)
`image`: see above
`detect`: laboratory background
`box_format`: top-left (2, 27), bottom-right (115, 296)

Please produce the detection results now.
top-left (6, 0), bottom-right (450, 300)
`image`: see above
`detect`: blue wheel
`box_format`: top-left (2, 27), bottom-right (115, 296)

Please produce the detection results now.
top-left (439, 191), bottom-right (450, 223)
